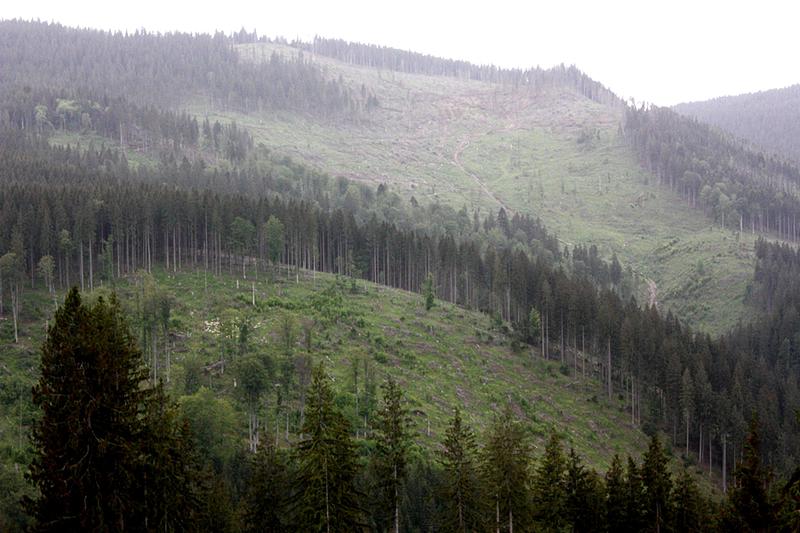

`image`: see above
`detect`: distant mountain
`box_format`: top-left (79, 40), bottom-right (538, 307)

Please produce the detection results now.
top-left (674, 84), bottom-right (800, 162)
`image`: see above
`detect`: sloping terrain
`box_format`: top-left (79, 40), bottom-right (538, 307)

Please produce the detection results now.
top-left (187, 42), bottom-right (757, 333)
top-left (675, 84), bottom-right (800, 163)
top-left (1, 268), bottom-right (658, 510)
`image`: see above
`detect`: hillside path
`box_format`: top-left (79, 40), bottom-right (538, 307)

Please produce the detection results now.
top-left (452, 135), bottom-right (513, 214)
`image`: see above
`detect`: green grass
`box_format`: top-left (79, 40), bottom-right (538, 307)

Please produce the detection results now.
top-left (1, 267), bottom-right (655, 471)
top-left (183, 42), bottom-right (759, 334)
top-left (458, 127), bottom-right (755, 333)
top-left (42, 43), bottom-right (760, 334)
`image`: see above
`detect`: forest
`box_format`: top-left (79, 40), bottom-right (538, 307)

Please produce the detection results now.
top-left (20, 286), bottom-right (800, 531)
top-left (0, 20), bottom-right (373, 116)
top-left (675, 84), bottom-right (800, 164)
top-left (624, 105), bottom-right (800, 242)
top-left (1, 122), bottom-right (799, 529)
top-left (296, 36), bottom-right (623, 107)
top-left (0, 18), bottom-right (799, 532)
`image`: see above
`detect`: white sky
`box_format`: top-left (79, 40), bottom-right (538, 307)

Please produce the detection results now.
top-left (3, 0), bottom-right (799, 106)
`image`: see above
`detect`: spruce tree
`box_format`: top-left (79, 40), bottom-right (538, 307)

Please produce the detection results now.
top-left (776, 466), bottom-right (800, 532)
top-left (672, 470), bottom-right (705, 532)
top-left (292, 364), bottom-right (364, 532)
top-left (564, 448), bottom-right (604, 532)
top-left (624, 456), bottom-right (646, 531)
top-left (240, 442), bottom-right (289, 532)
top-left (641, 434), bottom-right (672, 531)
top-left (423, 272), bottom-right (435, 311)
top-left (481, 404), bottom-right (531, 532)
top-left (438, 407), bottom-right (484, 532)
top-left (25, 288), bottom-right (199, 531)
top-left (724, 416), bottom-right (774, 531)
top-left (605, 454), bottom-right (628, 532)
top-left (372, 376), bottom-right (412, 533)
top-left (532, 431), bottom-right (568, 530)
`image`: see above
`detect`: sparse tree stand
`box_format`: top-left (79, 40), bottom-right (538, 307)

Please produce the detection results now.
top-left (0, 252), bottom-right (22, 343)
top-left (24, 288), bottom-right (200, 531)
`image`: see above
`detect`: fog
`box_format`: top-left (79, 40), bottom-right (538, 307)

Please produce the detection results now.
top-left (5, 1), bottom-right (799, 108)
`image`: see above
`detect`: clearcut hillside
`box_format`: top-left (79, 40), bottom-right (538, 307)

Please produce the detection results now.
top-left (186, 41), bottom-right (757, 333)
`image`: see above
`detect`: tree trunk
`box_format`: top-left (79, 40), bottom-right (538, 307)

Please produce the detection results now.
top-left (89, 239), bottom-right (93, 290)
top-left (541, 315), bottom-right (545, 360)
top-left (496, 498), bottom-right (500, 533)
top-left (560, 311), bottom-right (564, 364)
top-left (79, 241), bottom-right (84, 291)
top-left (394, 464), bottom-right (400, 533)
top-left (722, 434), bottom-right (727, 493)
top-left (325, 456), bottom-right (331, 533)
top-left (11, 281), bottom-right (19, 343)
top-left (607, 337), bottom-right (612, 399)
top-left (699, 425), bottom-right (703, 464)
top-left (686, 415), bottom-right (690, 456)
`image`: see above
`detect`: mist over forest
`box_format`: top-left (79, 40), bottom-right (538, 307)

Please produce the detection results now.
top-left (0, 18), bottom-right (798, 532)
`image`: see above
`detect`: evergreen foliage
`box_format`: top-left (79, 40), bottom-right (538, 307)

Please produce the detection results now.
top-left (292, 364), bottom-right (364, 531)
top-left (24, 287), bottom-right (200, 531)
top-left (371, 376), bottom-right (412, 533)
top-left (675, 84), bottom-right (800, 163)
top-left (0, 20), bottom-right (367, 116)
top-left (481, 405), bottom-right (532, 532)
top-left (724, 417), bottom-right (775, 531)
top-left (240, 442), bottom-right (289, 533)
top-left (423, 272), bottom-right (435, 311)
top-left (640, 435), bottom-right (672, 531)
top-left (532, 431), bottom-right (567, 529)
top-left (438, 408), bottom-right (484, 532)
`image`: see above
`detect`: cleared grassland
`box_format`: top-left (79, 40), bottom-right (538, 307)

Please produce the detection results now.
top-left (182, 43), bottom-right (757, 333)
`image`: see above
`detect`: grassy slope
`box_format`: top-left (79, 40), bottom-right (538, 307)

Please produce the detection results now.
top-left (183, 42), bottom-right (756, 334)
top-left (2, 268), bottom-right (650, 470)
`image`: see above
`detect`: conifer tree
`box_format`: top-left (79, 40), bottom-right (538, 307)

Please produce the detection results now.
top-left (481, 404), bottom-right (531, 532)
top-left (438, 407), bottom-right (484, 532)
top-left (672, 470), bottom-right (705, 532)
top-left (641, 434), bottom-right (672, 531)
top-left (264, 215), bottom-right (285, 277)
top-left (423, 272), bottom-right (435, 311)
top-left (776, 466), bottom-right (800, 532)
top-left (241, 441), bottom-right (289, 532)
top-left (25, 288), bottom-right (199, 531)
top-left (605, 454), bottom-right (628, 532)
top-left (292, 364), bottom-right (364, 532)
top-left (532, 431), bottom-right (567, 530)
top-left (724, 416), bottom-right (774, 531)
top-left (564, 448), bottom-right (604, 532)
top-left (624, 456), bottom-right (646, 531)
top-left (372, 376), bottom-right (412, 533)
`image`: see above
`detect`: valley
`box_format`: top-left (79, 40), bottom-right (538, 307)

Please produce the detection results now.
top-left (1, 20), bottom-right (799, 531)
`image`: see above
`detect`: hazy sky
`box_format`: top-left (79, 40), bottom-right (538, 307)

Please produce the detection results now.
top-left (4, 0), bottom-right (799, 106)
